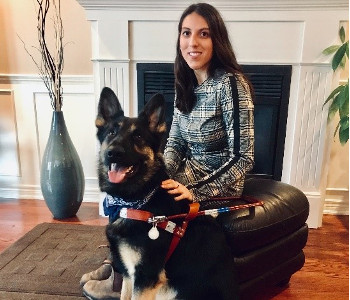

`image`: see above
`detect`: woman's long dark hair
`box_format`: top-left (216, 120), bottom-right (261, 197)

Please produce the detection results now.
top-left (174, 3), bottom-right (253, 113)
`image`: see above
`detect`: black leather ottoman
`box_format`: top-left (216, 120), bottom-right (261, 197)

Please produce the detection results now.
top-left (203, 178), bottom-right (309, 299)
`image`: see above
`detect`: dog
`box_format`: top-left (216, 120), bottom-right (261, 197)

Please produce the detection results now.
top-left (91, 87), bottom-right (238, 300)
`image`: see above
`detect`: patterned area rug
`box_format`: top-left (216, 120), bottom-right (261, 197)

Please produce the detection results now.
top-left (0, 223), bottom-right (109, 299)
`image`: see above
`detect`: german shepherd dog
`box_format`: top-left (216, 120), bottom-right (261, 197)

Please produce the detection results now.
top-left (95, 87), bottom-right (238, 300)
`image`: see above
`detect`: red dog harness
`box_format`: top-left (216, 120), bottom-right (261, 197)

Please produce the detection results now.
top-left (120, 203), bottom-right (199, 262)
top-left (119, 196), bottom-right (263, 263)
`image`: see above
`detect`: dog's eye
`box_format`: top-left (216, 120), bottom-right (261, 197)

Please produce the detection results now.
top-left (134, 134), bottom-right (142, 141)
top-left (133, 131), bottom-right (143, 142)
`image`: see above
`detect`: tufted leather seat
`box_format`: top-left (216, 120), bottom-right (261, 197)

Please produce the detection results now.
top-left (201, 178), bottom-right (309, 299)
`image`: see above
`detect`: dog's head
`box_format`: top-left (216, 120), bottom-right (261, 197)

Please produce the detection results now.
top-left (96, 87), bottom-right (167, 197)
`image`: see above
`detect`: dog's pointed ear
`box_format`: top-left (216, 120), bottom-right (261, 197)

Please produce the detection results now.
top-left (96, 87), bottom-right (124, 128)
top-left (140, 93), bottom-right (166, 133)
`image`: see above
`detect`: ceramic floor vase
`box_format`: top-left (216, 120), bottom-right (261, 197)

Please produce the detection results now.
top-left (40, 111), bottom-right (85, 219)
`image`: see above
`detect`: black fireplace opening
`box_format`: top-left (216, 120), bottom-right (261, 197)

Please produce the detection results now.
top-left (137, 63), bottom-right (292, 181)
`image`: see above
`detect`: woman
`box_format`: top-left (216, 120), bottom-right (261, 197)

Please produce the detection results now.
top-left (162, 3), bottom-right (254, 203)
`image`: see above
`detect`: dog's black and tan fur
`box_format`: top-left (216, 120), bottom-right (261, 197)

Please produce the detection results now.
top-left (96, 87), bottom-right (238, 300)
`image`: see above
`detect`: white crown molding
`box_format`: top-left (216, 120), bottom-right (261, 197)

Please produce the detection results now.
top-left (76, 0), bottom-right (349, 11)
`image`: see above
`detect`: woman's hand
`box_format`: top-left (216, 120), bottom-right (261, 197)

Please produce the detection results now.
top-left (161, 179), bottom-right (193, 202)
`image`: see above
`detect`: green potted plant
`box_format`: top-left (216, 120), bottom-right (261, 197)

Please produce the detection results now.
top-left (322, 25), bottom-right (349, 145)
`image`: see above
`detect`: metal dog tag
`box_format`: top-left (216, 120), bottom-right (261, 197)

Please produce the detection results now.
top-left (148, 225), bottom-right (159, 240)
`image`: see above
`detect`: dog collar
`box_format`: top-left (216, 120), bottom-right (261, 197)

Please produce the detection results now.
top-left (105, 187), bottom-right (158, 210)
top-left (103, 187), bottom-right (159, 223)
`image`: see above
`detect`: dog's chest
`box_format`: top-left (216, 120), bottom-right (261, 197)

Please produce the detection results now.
top-left (119, 241), bottom-right (178, 300)
top-left (118, 242), bottom-right (142, 276)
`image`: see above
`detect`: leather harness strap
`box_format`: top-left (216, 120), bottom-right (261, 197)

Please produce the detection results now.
top-left (119, 197), bottom-right (263, 263)
top-left (160, 202), bottom-right (199, 262)
top-left (120, 203), bottom-right (200, 263)
top-left (120, 208), bottom-right (153, 221)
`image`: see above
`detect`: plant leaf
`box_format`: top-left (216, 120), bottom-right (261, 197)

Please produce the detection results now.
top-left (340, 97), bottom-right (349, 119)
top-left (339, 55), bottom-right (347, 69)
top-left (338, 84), bottom-right (347, 109)
top-left (323, 85), bottom-right (343, 107)
top-left (339, 131), bottom-right (349, 145)
top-left (339, 116), bottom-right (349, 146)
top-left (322, 45), bottom-right (340, 55)
top-left (339, 118), bottom-right (349, 145)
top-left (340, 83), bottom-right (349, 114)
top-left (328, 93), bottom-right (341, 122)
top-left (346, 41), bottom-right (349, 59)
top-left (332, 43), bottom-right (348, 71)
top-left (340, 116), bottom-right (349, 129)
top-left (339, 26), bottom-right (346, 43)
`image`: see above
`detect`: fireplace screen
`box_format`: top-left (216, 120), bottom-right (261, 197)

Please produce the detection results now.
top-left (137, 63), bottom-right (291, 180)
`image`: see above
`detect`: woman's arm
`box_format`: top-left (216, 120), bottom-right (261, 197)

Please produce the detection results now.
top-left (187, 74), bottom-right (254, 201)
top-left (163, 105), bottom-right (187, 177)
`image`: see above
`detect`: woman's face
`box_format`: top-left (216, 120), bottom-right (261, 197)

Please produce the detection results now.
top-left (179, 12), bottom-right (213, 83)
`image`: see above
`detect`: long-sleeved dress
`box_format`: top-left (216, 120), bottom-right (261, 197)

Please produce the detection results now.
top-left (164, 70), bottom-right (254, 202)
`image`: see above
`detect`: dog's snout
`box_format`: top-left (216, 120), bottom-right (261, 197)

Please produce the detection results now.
top-left (106, 146), bottom-right (125, 160)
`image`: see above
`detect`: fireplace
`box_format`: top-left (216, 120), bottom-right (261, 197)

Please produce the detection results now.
top-left (137, 63), bottom-right (292, 181)
top-left (76, 0), bottom-right (348, 227)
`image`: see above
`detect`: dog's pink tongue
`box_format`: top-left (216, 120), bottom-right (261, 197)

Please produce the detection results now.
top-left (108, 169), bottom-right (127, 183)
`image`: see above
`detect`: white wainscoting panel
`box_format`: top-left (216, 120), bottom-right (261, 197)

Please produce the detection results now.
top-left (93, 61), bottom-right (130, 116)
top-left (0, 89), bottom-right (20, 177)
top-left (0, 75), bottom-right (100, 202)
top-left (291, 68), bottom-right (331, 190)
top-left (286, 66), bottom-right (333, 227)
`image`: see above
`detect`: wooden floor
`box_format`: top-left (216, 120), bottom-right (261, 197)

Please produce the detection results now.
top-left (0, 198), bottom-right (348, 300)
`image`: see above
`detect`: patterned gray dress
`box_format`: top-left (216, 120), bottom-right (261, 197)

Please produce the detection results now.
top-left (164, 70), bottom-right (254, 202)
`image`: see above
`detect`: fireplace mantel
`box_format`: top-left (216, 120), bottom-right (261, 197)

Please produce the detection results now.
top-left (77, 0), bottom-right (348, 227)
top-left (77, 0), bottom-right (347, 11)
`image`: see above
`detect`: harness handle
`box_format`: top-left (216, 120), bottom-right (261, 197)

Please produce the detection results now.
top-left (186, 202), bottom-right (200, 219)
top-left (167, 195), bottom-right (263, 220)
top-left (164, 203), bottom-right (199, 262)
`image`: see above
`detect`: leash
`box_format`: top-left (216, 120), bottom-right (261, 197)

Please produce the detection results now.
top-left (119, 195), bottom-right (264, 262)
top-left (164, 195), bottom-right (264, 220)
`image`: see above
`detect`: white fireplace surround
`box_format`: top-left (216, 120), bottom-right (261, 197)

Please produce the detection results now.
top-left (76, 0), bottom-right (348, 228)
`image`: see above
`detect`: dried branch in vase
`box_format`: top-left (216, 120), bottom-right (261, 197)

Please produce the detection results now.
top-left (19, 0), bottom-right (64, 111)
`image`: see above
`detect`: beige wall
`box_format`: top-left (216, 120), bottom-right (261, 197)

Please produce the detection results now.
top-left (324, 22), bottom-right (349, 214)
top-left (0, 0), bottom-right (92, 75)
top-left (325, 120), bottom-right (349, 214)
